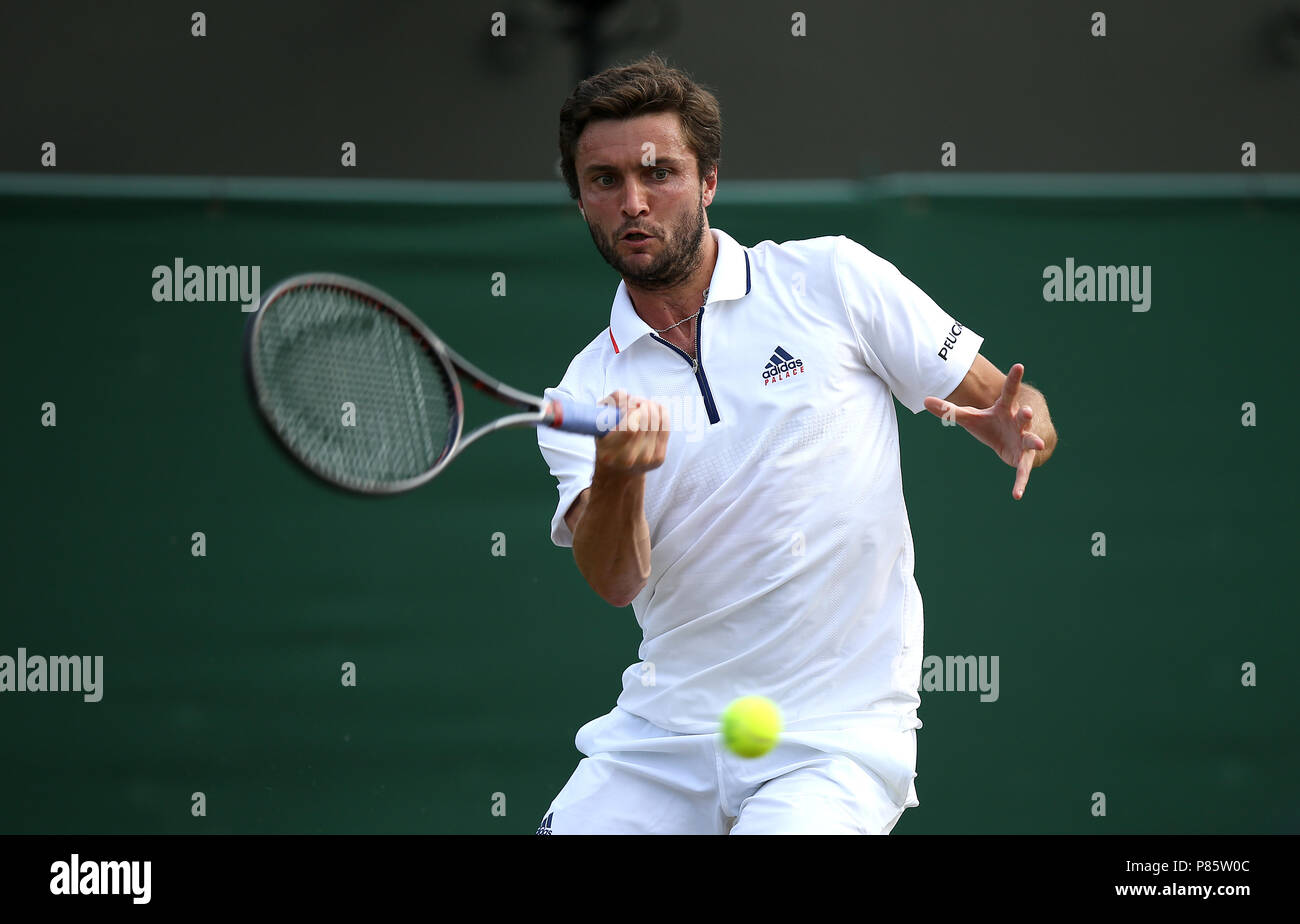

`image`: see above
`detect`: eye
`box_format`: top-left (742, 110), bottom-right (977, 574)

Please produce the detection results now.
top-left (594, 175), bottom-right (614, 187)
top-left (652, 168), bottom-right (670, 180)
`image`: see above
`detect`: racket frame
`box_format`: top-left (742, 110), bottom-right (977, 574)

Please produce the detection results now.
top-left (244, 272), bottom-right (560, 495)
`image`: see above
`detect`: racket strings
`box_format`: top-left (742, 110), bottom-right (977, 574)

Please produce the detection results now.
top-left (254, 285), bottom-right (457, 489)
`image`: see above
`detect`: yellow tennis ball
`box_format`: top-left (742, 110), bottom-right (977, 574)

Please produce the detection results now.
top-left (720, 695), bottom-right (782, 758)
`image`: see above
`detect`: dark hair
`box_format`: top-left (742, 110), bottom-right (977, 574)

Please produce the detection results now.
top-left (558, 52), bottom-right (722, 201)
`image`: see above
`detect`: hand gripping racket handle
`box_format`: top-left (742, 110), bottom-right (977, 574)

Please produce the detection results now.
top-left (548, 398), bottom-right (622, 438)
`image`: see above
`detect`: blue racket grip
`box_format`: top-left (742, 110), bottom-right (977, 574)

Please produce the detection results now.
top-left (550, 398), bottom-right (622, 438)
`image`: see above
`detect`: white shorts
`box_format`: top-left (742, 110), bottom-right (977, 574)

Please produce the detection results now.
top-left (538, 706), bottom-right (920, 835)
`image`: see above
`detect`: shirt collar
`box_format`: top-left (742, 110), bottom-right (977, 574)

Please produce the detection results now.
top-left (608, 227), bottom-right (751, 354)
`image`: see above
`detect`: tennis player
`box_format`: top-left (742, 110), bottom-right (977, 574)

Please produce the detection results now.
top-left (536, 54), bottom-right (1057, 834)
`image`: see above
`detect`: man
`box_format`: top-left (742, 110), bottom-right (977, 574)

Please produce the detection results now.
top-left (535, 53), bottom-right (1057, 835)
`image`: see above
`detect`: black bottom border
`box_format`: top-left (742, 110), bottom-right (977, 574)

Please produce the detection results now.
top-left (0, 834), bottom-right (1287, 909)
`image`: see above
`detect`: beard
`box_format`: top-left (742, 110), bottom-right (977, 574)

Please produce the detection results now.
top-left (586, 193), bottom-right (707, 291)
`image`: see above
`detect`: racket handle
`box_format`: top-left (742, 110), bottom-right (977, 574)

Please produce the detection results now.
top-left (548, 398), bottom-right (622, 438)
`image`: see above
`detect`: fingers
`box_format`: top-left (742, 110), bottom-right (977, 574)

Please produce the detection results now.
top-left (620, 398), bottom-right (667, 434)
top-left (1011, 426), bottom-right (1045, 499)
top-left (624, 400), bottom-right (647, 432)
top-left (924, 396), bottom-right (965, 423)
top-left (1000, 363), bottom-right (1025, 405)
top-left (1013, 449), bottom-right (1034, 500)
top-left (654, 400), bottom-right (671, 458)
top-left (595, 392), bottom-right (671, 474)
top-left (599, 392), bottom-right (671, 430)
top-left (598, 389), bottom-right (631, 421)
top-left (597, 389), bottom-right (629, 431)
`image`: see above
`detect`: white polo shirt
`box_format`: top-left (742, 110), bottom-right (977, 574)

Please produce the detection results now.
top-left (538, 227), bottom-right (982, 763)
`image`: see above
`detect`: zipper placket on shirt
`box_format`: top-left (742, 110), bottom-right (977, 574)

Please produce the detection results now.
top-left (650, 305), bottom-right (721, 424)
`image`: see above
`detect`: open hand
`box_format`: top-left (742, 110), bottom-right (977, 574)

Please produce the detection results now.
top-left (923, 363), bottom-right (1046, 500)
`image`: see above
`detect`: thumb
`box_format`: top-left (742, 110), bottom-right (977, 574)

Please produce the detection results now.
top-left (924, 396), bottom-right (957, 420)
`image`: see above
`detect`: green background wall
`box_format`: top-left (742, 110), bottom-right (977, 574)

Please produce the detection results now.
top-left (2, 186), bottom-right (1296, 833)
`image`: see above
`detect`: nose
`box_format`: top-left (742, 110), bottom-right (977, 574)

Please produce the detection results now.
top-left (620, 177), bottom-right (650, 218)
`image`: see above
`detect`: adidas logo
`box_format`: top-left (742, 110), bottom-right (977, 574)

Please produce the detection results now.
top-left (536, 811), bottom-right (554, 835)
top-left (762, 345), bottom-right (804, 384)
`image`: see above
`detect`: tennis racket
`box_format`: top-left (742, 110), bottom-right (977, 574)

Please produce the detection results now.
top-left (243, 272), bottom-right (618, 495)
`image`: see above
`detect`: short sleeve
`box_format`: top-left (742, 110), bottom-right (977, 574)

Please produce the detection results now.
top-left (537, 370), bottom-right (601, 548)
top-left (833, 235), bottom-right (983, 414)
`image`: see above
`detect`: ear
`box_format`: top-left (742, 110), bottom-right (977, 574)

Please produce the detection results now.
top-left (701, 165), bottom-right (719, 208)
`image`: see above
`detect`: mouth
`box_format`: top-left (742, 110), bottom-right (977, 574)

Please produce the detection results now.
top-left (621, 231), bottom-right (654, 244)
